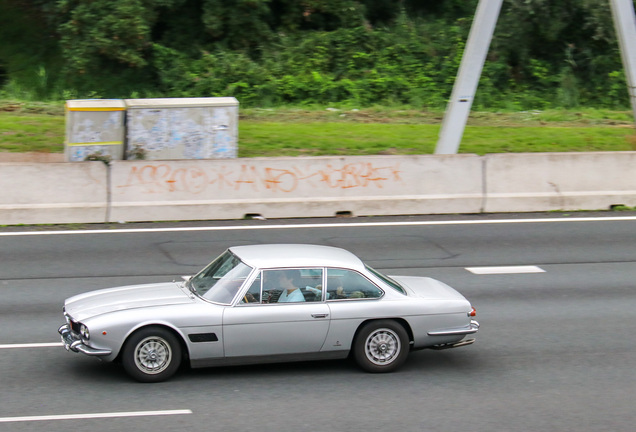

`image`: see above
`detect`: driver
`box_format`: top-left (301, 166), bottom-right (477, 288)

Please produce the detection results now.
top-left (276, 269), bottom-right (305, 302)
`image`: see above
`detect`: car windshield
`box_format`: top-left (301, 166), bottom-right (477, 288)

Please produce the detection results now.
top-left (188, 250), bottom-right (253, 304)
top-left (365, 265), bottom-right (407, 295)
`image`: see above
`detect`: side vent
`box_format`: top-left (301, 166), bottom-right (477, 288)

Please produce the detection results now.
top-left (188, 333), bottom-right (219, 343)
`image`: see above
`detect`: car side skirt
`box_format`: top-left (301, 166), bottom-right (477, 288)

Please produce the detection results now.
top-left (189, 350), bottom-right (348, 369)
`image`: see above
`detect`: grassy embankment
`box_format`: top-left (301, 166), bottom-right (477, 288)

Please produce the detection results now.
top-left (1, 101), bottom-right (634, 157)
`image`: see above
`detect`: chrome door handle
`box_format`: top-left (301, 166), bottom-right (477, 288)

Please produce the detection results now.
top-left (311, 313), bottom-right (329, 318)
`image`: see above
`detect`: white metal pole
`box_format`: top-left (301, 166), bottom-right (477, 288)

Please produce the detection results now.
top-left (435, 0), bottom-right (503, 155)
top-left (609, 0), bottom-right (636, 124)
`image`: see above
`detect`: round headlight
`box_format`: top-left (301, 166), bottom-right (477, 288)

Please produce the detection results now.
top-left (80, 324), bottom-right (90, 340)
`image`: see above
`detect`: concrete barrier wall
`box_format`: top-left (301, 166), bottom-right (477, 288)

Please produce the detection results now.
top-left (108, 155), bottom-right (483, 221)
top-left (0, 162), bottom-right (108, 225)
top-left (484, 152), bottom-right (636, 212)
top-left (3, 152), bottom-right (636, 225)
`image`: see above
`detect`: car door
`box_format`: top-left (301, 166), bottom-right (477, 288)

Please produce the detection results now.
top-left (222, 268), bottom-right (330, 357)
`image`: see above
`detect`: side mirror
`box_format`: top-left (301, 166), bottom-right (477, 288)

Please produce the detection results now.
top-left (181, 275), bottom-right (192, 282)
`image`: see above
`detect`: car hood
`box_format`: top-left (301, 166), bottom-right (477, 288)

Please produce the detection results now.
top-left (64, 282), bottom-right (194, 322)
top-left (391, 276), bottom-right (468, 301)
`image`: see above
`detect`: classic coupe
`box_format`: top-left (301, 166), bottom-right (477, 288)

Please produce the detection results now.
top-left (59, 244), bottom-right (479, 382)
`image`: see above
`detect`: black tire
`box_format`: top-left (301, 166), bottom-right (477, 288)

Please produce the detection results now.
top-left (353, 320), bottom-right (409, 373)
top-left (121, 326), bottom-right (182, 383)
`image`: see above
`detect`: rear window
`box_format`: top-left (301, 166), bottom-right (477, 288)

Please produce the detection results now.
top-left (365, 265), bottom-right (407, 295)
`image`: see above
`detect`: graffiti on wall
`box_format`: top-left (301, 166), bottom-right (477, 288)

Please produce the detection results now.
top-left (116, 162), bottom-right (403, 194)
top-left (127, 107), bottom-right (237, 159)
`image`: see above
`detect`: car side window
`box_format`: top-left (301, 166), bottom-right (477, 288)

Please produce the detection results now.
top-left (240, 274), bottom-right (262, 304)
top-left (326, 268), bottom-right (383, 300)
top-left (239, 269), bottom-right (324, 304)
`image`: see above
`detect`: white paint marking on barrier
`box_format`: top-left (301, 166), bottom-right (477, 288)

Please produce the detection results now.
top-left (1, 216), bottom-right (636, 237)
top-left (466, 266), bottom-right (546, 275)
top-left (0, 342), bottom-right (62, 349)
top-left (0, 409), bottom-right (193, 423)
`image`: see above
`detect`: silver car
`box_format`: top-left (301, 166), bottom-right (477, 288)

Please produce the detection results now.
top-left (59, 244), bottom-right (479, 382)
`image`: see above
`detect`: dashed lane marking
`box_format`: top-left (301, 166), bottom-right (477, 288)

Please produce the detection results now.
top-left (0, 342), bottom-right (62, 349)
top-left (0, 409), bottom-right (193, 423)
top-left (466, 265), bottom-right (546, 275)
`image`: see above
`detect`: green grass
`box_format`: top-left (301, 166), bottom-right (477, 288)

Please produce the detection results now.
top-left (461, 126), bottom-right (634, 154)
top-left (238, 122), bottom-right (439, 156)
top-left (0, 114), bottom-right (65, 153)
top-left (1, 100), bottom-right (634, 156)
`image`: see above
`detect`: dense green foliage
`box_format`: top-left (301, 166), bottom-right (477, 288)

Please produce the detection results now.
top-left (0, 0), bottom-right (633, 109)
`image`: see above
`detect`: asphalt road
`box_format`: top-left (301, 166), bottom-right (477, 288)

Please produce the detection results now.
top-left (1, 214), bottom-right (635, 432)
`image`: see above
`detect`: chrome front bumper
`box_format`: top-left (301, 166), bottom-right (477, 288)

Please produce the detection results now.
top-left (58, 324), bottom-right (112, 356)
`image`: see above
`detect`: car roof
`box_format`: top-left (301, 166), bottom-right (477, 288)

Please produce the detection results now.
top-left (229, 244), bottom-right (366, 271)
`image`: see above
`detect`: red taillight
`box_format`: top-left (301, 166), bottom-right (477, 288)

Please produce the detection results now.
top-left (469, 307), bottom-right (476, 317)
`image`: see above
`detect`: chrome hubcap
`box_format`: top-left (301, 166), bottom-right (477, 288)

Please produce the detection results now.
top-left (134, 336), bottom-right (172, 374)
top-left (365, 328), bottom-right (400, 365)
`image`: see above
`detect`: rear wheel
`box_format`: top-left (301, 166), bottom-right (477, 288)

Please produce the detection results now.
top-left (122, 327), bottom-right (182, 383)
top-left (353, 320), bottom-right (409, 373)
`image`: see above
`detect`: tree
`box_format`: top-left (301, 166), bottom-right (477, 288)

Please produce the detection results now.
top-left (0, 0), bottom-right (60, 96)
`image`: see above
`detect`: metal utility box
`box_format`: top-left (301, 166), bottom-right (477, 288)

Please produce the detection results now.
top-left (125, 97), bottom-right (239, 159)
top-left (65, 100), bottom-right (126, 162)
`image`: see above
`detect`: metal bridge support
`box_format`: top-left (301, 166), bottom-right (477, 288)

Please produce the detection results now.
top-left (609, 0), bottom-right (636, 124)
top-left (435, 0), bottom-right (503, 155)
top-left (435, 0), bottom-right (636, 154)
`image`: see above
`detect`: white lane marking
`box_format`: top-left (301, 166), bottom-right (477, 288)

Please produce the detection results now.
top-left (1, 216), bottom-right (635, 236)
top-left (0, 409), bottom-right (192, 423)
top-left (0, 342), bottom-right (62, 349)
top-left (466, 266), bottom-right (546, 275)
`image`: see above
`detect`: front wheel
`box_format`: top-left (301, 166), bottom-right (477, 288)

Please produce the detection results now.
top-left (353, 320), bottom-right (409, 373)
top-left (122, 327), bottom-right (182, 383)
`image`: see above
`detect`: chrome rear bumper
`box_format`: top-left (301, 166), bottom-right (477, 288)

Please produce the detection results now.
top-left (428, 319), bottom-right (480, 337)
top-left (428, 320), bottom-right (479, 350)
top-left (58, 324), bottom-right (112, 356)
